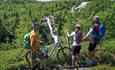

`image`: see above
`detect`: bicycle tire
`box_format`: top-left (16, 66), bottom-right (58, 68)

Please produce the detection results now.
top-left (25, 50), bottom-right (31, 65)
top-left (57, 47), bottom-right (72, 65)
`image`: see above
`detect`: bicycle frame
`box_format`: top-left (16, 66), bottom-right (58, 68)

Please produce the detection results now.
top-left (48, 44), bottom-right (57, 56)
top-left (47, 42), bottom-right (63, 57)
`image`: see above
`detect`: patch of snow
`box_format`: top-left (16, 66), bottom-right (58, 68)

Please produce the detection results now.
top-left (75, 2), bottom-right (90, 12)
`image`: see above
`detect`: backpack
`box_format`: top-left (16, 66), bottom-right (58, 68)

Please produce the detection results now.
top-left (99, 24), bottom-right (106, 38)
top-left (23, 32), bottom-right (31, 49)
top-left (75, 31), bottom-right (82, 44)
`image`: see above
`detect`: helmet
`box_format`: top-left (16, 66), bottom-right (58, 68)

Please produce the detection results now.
top-left (93, 16), bottom-right (99, 21)
top-left (32, 22), bottom-right (39, 28)
top-left (75, 24), bottom-right (81, 27)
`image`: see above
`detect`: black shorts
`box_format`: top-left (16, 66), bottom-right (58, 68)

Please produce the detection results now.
top-left (88, 38), bottom-right (100, 51)
top-left (72, 45), bottom-right (81, 55)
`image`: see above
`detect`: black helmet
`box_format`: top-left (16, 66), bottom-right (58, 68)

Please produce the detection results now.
top-left (32, 22), bottom-right (39, 28)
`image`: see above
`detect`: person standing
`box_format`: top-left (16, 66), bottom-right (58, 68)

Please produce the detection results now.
top-left (84, 16), bottom-right (104, 64)
top-left (67, 24), bottom-right (83, 67)
top-left (30, 22), bottom-right (45, 70)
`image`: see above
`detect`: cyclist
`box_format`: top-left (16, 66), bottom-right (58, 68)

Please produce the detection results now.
top-left (30, 22), bottom-right (45, 70)
top-left (84, 16), bottom-right (102, 64)
top-left (67, 24), bottom-right (83, 67)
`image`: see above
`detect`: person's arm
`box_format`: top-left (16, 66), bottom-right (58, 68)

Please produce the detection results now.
top-left (67, 31), bottom-right (75, 37)
top-left (86, 28), bottom-right (93, 37)
top-left (30, 35), bottom-right (35, 47)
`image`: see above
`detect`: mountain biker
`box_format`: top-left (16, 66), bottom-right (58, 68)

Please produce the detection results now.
top-left (84, 16), bottom-right (103, 63)
top-left (67, 24), bottom-right (83, 67)
top-left (30, 22), bottom-right (45, 70)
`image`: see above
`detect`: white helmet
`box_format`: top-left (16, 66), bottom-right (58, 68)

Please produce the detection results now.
top-left (93, 15), bottom-right (99, 21)
top-left (75, 24), bottom-right (81, 27)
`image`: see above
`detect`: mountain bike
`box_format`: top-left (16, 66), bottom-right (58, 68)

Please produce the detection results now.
top-left (25, 41), bottom-right (72, 66)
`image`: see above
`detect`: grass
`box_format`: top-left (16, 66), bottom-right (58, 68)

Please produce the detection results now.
top-left (87, 64), bottom-right (115, 70)
top-left (0, 48), bottom-right (27, 70)
top-left (0, 39), bottom-right (115, 70)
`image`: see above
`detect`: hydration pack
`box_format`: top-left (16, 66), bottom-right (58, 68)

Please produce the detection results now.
top-left (75, 31), bottom-right (82, 44)
top-left (99, 24), bottom-right (106, 38)
top-left (92, 23), bottom-right (106, 38)
top-left (23, 32), bottom-right (31, 49)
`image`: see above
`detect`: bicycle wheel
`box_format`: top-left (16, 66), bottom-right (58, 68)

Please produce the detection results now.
top-left (25, 50), bottom-right (31, 65)
top-left (57, 47), bottom-right (72, 65)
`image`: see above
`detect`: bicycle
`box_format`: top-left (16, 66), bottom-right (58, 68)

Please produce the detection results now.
top-left (25, 41), bottom-right (72, 66)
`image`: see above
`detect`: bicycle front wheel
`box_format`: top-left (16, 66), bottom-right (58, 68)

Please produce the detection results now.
top-left (57, 47), bottom-right (72, 65)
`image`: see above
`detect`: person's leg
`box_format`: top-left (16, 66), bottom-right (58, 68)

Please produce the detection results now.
top-left (72, 55), bottom-right (76, 65)
top-left (36, 51), bottom-right (45, 70)
top-left (72, 46), bottom-right (77, 66)
top-left (40, 60), bottom-right (45, 70)
top-left (30, 52), bottom-right (36, 70)
top-left (92, 38), bottom-right (100, 60)
top-left (75, 45), bottom-right (81, 66)
top-left (88, 42), bottom-right (96, 60)
top-left (72, 46), bottom-right (81, 66)
top-left (88, 50), bottom-right (95, 60)
top-left (75, 54), bottom-right (79, 66)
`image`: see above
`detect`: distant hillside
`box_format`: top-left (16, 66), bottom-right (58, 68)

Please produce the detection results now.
top-left (76, 0), bottom-right (115, 38)
top-left (0, 0), bottom-right (115, 70)
top-left (0, 0), bottom-right (115, 49)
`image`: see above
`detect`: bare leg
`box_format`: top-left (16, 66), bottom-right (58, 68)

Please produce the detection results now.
top-left (88, 51), bottom-right (92, 60)
top-left (72, 55), bottom-right (76, 66)
top-left (92, 51), bottom-right (95, 60)
top-left (72, 54), bottom-right (79, 69)
top-left (75, 54), bottom-right (79, 66)
top-left (88, 50), bottom-right (96, 60)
